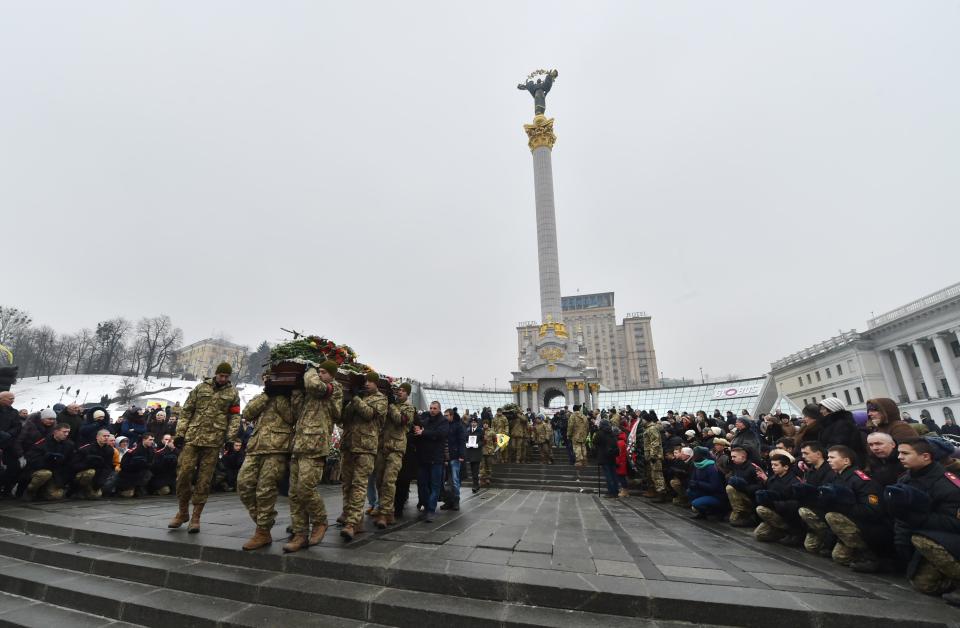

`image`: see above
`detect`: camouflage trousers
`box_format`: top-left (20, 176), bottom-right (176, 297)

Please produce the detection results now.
top-left (644, 458), bottom-right (666, 493)
top-left (341, 451), bottom-right (375, 528)
top-left (798, 507), bottom-right (833, 555)
top-left (289, 455), bottom-right (327, 534)
top-left (824, 512), bottom-right (864, 565)
top-left (238, 453), bottom-right (288, 529)
top-left (511, 438), bottom-right (526, 463)
top-left (910, 534), bottom-right (960, 595)
top-left (572, 440), bottom-right (587, 465)
top-left (538, 442), bottom-right (553, 464)
top-left (670, 478), bottom-right (690, 506)
top-left (480, 454), bottom-right (495, 482)
top-left (755, 505), bottom-right (791, 542)
top-left (375, 449), bottom-right (404, 517)
top-left (25, 470), bottom-right (64, 500)
top-left (726, 485), bottom-right (754, 523)
top-left (73, 468), bottom-right (116, 497)
top-left (176, 444), bottom-right (219, 506)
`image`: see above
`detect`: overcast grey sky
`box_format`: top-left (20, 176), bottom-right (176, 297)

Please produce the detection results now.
top-left (3, 2), bottom-right (958, 387)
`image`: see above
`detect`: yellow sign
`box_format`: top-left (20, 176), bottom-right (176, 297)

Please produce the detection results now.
top-left (495, 434), bottom-right (510, 451)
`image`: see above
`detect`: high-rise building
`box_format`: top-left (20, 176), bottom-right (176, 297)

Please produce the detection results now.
top-left (517, 292), bottom-right (659, 390)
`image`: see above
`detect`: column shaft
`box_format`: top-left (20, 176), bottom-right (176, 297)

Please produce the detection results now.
top-left (932, 334), bottom-right (960, 397)
top-left (876, 350), bottom-right (903, 401)
top-left (531, 146), bottom-right (562, 323)
top-left (912, 340), bottom-right (940, 399)
top-left (893, 347), bottom-right (919, 402)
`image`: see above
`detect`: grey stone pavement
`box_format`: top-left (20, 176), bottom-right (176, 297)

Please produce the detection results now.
top-left (0, 486), bottom-right (958, 627)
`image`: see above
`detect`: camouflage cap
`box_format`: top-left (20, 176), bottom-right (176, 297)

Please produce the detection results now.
top-left (319, 360), bottom-right (339, 377)
top-left (365, 371), bottom-right (380, 383)
top-left (399, 382), bottom-right (412, 394)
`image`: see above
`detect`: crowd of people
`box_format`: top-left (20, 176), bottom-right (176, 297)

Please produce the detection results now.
top-left (600, 398), bottom-right (960, 606)
top-left (2, 372), bottom-right (958, 606)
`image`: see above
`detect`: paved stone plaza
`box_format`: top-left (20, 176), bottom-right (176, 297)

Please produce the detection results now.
top-left (0, 487), bottom-right (957, 627)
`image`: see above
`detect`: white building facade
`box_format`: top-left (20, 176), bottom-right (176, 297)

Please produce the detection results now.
top-left (771, 282), bottom-right (960, 425)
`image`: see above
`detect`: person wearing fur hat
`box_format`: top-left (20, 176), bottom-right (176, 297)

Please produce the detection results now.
top-left (337, 371), bottom-right (387, 541)
top-left (168, 362), bottom-right (241, 533)
top-left (866, 398), bottom-right (915, 444)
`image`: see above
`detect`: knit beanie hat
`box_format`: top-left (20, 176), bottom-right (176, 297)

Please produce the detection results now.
top-left (40, 408), bottom-right (56, 420)
top-left (365, 371), bottom-right (380, 383)
top-left (215, 362), bottom-right (232, 375)
top-left (93, 410), bottom-right (105, 419)
top-left (692, 446), bottom-right (711, 462)
top-left (819, 397), bottom-right (845, 413)
top-left (399, 382), bottom-right (412, 395)
top-left (319, 360), bottom-right (339, 377)
top-left (923, 435), bottom-right (958, 462)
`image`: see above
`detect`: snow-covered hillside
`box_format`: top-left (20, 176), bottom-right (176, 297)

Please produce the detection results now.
top-left (10, 374), bottom-right (262, 414)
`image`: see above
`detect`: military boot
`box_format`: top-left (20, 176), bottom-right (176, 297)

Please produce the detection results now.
top-left (168, 496), bottom-right (190, 528)
top-left (641, 489), bottom-right (657, 498)
top-left (283, 533), bottom-right (308, 553)
top-left (383, 513), bottom-right (395, 526)
top-left (242, 527), bottom-right (272, 551)
top-left (308, 523), bottom-right (328, 546)
top-left (340, 524), bottom-right (356, 541)
top-left (187, 503), bottom-right (205, 533)
top-left (374, 514), bottom-right (388, 529)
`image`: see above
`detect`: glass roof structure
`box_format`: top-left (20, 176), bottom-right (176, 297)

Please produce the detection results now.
top-left (418, 377), bottom-right (771, 416)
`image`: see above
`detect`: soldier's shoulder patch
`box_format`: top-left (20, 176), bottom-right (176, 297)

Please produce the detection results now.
top-left (944, 472), bottom-right (960, 489)
top-left (855, 470), bottom-right (872, 481)
top-left (868, 494), bottom-right (879, 505)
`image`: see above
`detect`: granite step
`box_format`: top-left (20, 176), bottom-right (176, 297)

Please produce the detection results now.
top-left (0, 590), bottom-right (142, 628)
top-left (0, 530), bottom-right (658, 628)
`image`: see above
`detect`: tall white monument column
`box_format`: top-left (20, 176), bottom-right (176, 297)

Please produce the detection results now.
top-left (932, 333), bottom-right (960, 396)
top-left (877, 350), bottom-right (904, 401)
top-left (912, 339), bottom-right (940, 398)
top-left (524, 115), bottom-right (563, 324)
top-left (893, 346), bottom-right (919, 402)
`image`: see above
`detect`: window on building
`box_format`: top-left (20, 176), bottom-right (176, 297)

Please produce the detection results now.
top-left (797, 377), bottom-right (803, 387)
top-left (806, 374), bottom-right (812, 384)
top-left (931, 347), bottom-right (940, 363)
top-left (815, 371), bottom-right (821, 382)
top-left (837, 364), bottom-right (843, 375)
top-left (912, 352), bottom-right (919, 368)
top-left (832, 392), bottom-right (838, 398)
top-left (855, 387), bottom-right (863, 403)
top-left (921, 382), bottom-right (929, 399)
top-left (826, 367), bottom-right (832, 379)
top-left (942, 378), bottom-right (951, 398)
top-left (844, 390), bottom-right (852, 405)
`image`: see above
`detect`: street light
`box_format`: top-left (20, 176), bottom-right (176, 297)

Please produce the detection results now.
top-left (431, 374), bottom-right (435, 387)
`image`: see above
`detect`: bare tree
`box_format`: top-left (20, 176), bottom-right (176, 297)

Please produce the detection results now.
top-left (136, 315), bottom-right (183, 380)
top-left (72, 328), bottom-right (94, 374)
top-left (93, 318), bottom-right (129, 374)
top-left (0, 306), bottom-right (31, 346)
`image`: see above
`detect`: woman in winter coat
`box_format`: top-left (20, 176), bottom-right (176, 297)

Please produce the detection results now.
top-left (615, 430), bottom-right (629, 497)
top-left (687, 447), bottom-right (729, 518)
top-left (865, 397), bottom-right (915, 444)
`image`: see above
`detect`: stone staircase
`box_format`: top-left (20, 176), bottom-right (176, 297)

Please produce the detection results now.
top-left (491, 447), bottom-right (601, 493)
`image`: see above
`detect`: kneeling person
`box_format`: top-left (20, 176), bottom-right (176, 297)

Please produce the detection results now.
top-left (22, 423), bottom-right (75, 501)
top-left (116, 434), bottom-right (156, 497)
top-left (72, 429), bottom-right (117, 498)
top-left (754, 453), bottom-right (803, 544)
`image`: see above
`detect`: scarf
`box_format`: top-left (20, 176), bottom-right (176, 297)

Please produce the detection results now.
top-left (694, 459), bottom-right (715, 469)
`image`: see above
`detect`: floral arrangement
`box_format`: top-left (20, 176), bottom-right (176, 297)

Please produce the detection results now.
top-left (269, 335), bottom-right (358, 367)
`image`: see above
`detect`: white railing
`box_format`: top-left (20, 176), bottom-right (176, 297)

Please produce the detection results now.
top-left (868, 282), bottom-right (960, 328)
top-left (771, 330), bottom-right (860, 370)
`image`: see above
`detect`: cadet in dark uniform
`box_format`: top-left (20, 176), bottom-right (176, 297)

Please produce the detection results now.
top-left (886, 438), bottom-right (960, 603)
top-left (795, 441), bottom-right (837, 555)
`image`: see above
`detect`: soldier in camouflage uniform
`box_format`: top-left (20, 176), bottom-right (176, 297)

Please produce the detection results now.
top-left (479, 418), bottom-right (497, 487)
top-left (283, 361), bottom-right (342, 552)
top-left (374, 382), bottom-right (415, 529)
top-left (338, 372), bottom-right (387, 541)
top-left (237, 380), bottom-right (301, 551)
top-left (642, 415), bottom-right (667, 499)
top-left (566, 405), bottom-right (589, 467)
top-left (492, 410), bottom-right (509, 463)
top-left (534, 417), bottom-right (553, 464)
top-left (510, 415), bottom-right (528, 464)
top-left (168, 362), bottom-right (241, 533)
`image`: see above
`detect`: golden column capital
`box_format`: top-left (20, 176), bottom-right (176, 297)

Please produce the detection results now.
top-left (523, 115), bottom-right (556, 151)
top-left (530, 383), bottom-right (539, 391)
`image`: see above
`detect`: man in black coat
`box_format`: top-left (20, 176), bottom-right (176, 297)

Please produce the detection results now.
top-left (149, 434), bottom-right (179, 495)
top-left (464, 417), bottom-right (483, 492)
top-left (413, 401), bottom-right (448, 522)
top-left (725, 446), bottom-right (765, 526)
top-left (796, 441), bottom-right (838, 556)
top-left (821, 445), bottom-right (891, 572)
top-left (442, 408), bottom-right (465, 511)
top-left (0, 391), bottom-right (23, 497)
top-left (72, 428), bottom-right (117, 498)
top-left (866, 432), bottom-right (904, 487)
top-left (56, 403), bottom-right (84, 444)
top-left (816, 398), bottom-right (866, 464)
top-left (886, 438), bottom-right (960, 603)
top-left (116, 433), bottom-right (156, 497)
top-left (22, 423), bottom-right (75, 501)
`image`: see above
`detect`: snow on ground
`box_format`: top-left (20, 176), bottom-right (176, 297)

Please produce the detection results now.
top-left (10, 374), bottom-right (262, 415)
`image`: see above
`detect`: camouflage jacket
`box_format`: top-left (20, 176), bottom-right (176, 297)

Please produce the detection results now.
top-left (176, 379), bottom-right (241, 448)
top-left (382, 400), bottom-right (415, 453)
top-left (243, 391), bottom-right (300, 455)
top-left (293, 368), bottom-right (342, 456)
top-left (341, 390), bottom-right (387, 455)
top-left (643, 423), bottom-right (663, 461)
top-left (567, 411), bottom-right (588, 442)
top-left (492, 414), bottom-right (509, 435)
top-left (482, 428), bottom-right (498, 455)
top-left (510, 417), bottom-right (528, 438)
top-left (534, 422), bottom-right (552, 444)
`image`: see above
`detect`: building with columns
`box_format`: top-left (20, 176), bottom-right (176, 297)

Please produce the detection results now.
top-left (770, 282), bottom-right (960, 424)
